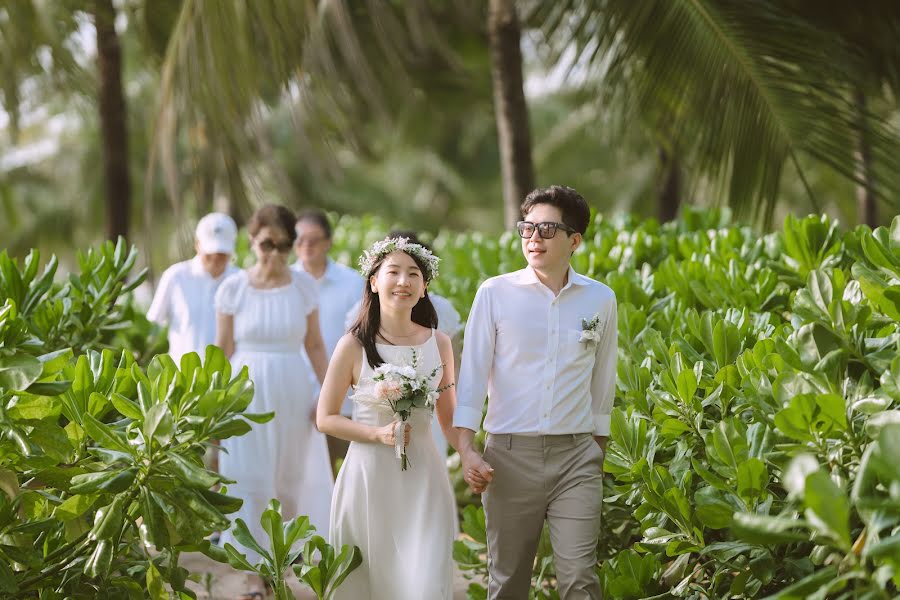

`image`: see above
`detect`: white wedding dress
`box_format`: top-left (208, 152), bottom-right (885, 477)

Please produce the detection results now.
top-left (329, 330), bottom-right (455, 599)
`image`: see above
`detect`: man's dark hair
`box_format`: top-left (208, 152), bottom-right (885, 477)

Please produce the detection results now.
top-left (520, 185), bottom-right (590, 235)
top-left (296, 209), bottom-right (333, 239)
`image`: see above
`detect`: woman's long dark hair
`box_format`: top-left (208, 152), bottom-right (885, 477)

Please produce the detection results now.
top-left (350, 251), bottom-right (438, 369)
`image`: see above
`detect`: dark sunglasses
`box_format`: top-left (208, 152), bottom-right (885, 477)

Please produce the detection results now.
top-left (516, 221), bottom-right (577, 239)
top-left (257, 238), bottom-right (293, 253)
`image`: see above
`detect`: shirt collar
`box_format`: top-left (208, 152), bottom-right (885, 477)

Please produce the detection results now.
top-left (296, 258), bottom-right (338, 282)
top-left (512, 265), bottom-right (590, 289)
top-left (191, 255), bottom-right (232, 280)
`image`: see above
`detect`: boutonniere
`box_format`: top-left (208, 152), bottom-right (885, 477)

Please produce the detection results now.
top-left (579, 313), bottom-right (605, 343)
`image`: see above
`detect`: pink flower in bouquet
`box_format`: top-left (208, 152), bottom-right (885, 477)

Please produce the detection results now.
top-left (374, 378), bottom-right (404, 403)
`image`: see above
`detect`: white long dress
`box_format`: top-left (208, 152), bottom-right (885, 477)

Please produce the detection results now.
top-left (215, 270), bottom-right (334, 560)
top-left (329, 331), bottom-right (455, 599)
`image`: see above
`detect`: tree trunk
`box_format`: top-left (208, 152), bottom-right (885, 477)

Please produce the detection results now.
top-left (657, 145), bottom-right (681, 222)
top-left (94, 0), bottom-right (132, 241)
top-left (488, 0), bottom-right (535, 229)
top-left (854, 87), bottom-right (877, 227)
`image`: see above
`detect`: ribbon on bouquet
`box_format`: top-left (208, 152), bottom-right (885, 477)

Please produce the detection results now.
top-left (394, 418), bottom-right (410, 470)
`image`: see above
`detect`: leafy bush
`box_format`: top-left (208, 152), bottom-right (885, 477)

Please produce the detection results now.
top-left (323, 211), bottom-right (900, 598)
top-left (0, 240), bottom-right (357, 598)
top-left (220, 499), bottom-right (361, 600)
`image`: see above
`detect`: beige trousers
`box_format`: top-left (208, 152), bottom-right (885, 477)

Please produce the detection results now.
top-left (482, 433), bottom-right (604, 600)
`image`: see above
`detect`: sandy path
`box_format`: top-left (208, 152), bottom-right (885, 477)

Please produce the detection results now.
top-left (180, 551), bottom-right (478, 599)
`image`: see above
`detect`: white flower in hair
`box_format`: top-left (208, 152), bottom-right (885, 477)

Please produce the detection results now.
top-left (359, 236), bottom-right (441, 280)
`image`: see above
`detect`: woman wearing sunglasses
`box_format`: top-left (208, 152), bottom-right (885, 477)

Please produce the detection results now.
top-left (214, 204), bottom-right (334, 596)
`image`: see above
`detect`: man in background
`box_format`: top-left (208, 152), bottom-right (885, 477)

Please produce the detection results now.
top-left (148, 212), bottom-right (239, 363)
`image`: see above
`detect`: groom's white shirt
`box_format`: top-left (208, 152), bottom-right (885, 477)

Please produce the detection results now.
top-left (454, 265), bottom-right (617, 436)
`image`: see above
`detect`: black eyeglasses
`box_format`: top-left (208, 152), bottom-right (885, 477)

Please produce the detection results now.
top-left (257, 238), bottom-right (293, 253)
top-left (516, 221), bottom-right (577, 239)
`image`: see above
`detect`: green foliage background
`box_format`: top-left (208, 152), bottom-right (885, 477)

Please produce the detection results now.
top-left (320, 210), bottom-right (900, 598)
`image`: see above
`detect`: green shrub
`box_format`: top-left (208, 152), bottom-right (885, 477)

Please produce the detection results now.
top-left (0, 239), bottom-right (355, 598)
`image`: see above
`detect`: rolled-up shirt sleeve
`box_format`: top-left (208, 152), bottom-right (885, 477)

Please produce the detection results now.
top-left (453, 285), bottom-right (495, 432)
top-left (591, 294), bottom-right (618, 436)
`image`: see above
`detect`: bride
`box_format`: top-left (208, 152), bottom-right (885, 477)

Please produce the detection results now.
top-left (316, 237), bottom-right (458, 599)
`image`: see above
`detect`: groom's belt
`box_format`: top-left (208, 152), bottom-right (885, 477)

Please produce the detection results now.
top-left (486, 433), bottom-right (592, 449)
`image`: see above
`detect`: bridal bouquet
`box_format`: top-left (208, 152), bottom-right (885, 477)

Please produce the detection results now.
top-left (356, 351), bottom-right (451, 470)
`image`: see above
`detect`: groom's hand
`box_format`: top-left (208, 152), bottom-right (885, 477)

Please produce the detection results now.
top-left (462, 449), bottom-right (494, 494)
top-left (456, 428), bottom-right (494, 493)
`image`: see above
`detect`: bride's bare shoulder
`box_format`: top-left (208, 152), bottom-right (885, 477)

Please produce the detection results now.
top-left (335, 333), bottom-right (362, 353)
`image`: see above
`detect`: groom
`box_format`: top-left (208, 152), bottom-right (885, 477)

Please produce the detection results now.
top-left (454, 185), bottom-right (617, 599)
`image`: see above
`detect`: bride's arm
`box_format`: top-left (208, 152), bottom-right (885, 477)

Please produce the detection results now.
top-left (317, 334), bottom-right (407, 447)
top-left (435, 331), bottom-right (459, 451)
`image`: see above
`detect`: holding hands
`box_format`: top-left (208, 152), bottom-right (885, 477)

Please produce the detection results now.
top-left (456, 428), bottom-right (494, 493)
top-left (461, 448), bottom-right (494, 494)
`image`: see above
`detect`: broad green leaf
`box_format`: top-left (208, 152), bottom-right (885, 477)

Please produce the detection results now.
top-left (0, 353), bottom-right (42, 391)
top-left (0, 555), bottom-right (17, 593)
top-left (54, 494), bottom-right (98, 521)
top-left (224, 543), bottom-right (258, 572)
top-left (712, 319), bottom-right (740, 369)
top-left (732, 513), bottom-right (810, 545)
top-left (87, 391), bottom-right (109, 418)
top-left (204, 345), bottom-right (231, 382)
top-left (82, 413), bottom-right (133, 455)
top-left (675, 369), bottom-right (697, 404)
top-left (110, 392), bottom-right (143, 420)
top-left (37, 348), bottom-right (73, 376)
top-left (695, 487), bottom-right (738, 529)
top-left (139, 489), bottom-right (170, 551)
top-left (69, 467), bottom-right (136, 495)
top-left (661, 418), bottom-right (692, 438)
top-left (143, 402), bottom-right (174, 446)
top-left (146, 562), bottom-right (167, 600)
top-left (198, 488), bottom-right (243, 514)
top-left (209, 417), bottom-right (253, 439)
top-left (736, 458), bottom-right (768, 502)
top-left (164, 453), bottom-right (221, 489)
top-left (230, 518), bottom-right (272, 562)
top-left (261, 500), bottom-right (286, 566)
top-left (0, 468), bottom-right (19, 501)
top-left (23, 381), bottom-right (71, 397)
top-left (864, 410), bottom-right (900, 439)
top-left (804, 471), bottom-right (850, 549)
top-left (284, 515), bottom-right (314, 551)
top-left (242, 411), bottom-right (276, 424)
top-left (6, 394), bottom-right (61, 420)
top-left (782, 454), bottom-right (819, 500)
top-left (27, 420), bottom-right (74, 461)
top-left (853, 263), bottom-right (900, 320)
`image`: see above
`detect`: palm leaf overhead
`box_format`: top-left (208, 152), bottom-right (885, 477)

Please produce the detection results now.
top-left (148, 0), bottom-right (482, 220)
top-left (0, 0), bottom-right (85, 140)
top-left (529, 0), bottom-right (900, 224)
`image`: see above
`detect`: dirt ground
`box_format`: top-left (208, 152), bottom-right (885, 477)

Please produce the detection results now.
top-left (180, 551), bottom-right (478, 599)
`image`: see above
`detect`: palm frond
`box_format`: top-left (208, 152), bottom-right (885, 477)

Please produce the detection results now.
top-left (530, 0), bottom-right (900, 224)
top-left (148, 0), bottom-right (484, 219)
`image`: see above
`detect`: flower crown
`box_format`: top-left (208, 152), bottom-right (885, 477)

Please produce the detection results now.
top-left (358, 237), bottom-right (440, 281)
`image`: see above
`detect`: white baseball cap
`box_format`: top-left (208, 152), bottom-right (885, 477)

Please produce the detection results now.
top-left (195, 212), bottom-right (237, 255)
